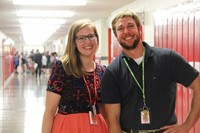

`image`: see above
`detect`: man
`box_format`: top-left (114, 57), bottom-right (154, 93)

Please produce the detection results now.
top-left (34, 49), bottom-right (42, 78)
top-left (101, 10), bottom-right (200, 133)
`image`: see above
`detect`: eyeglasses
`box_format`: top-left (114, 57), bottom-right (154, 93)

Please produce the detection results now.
top-left (76, 34), bottom-right (97, 43)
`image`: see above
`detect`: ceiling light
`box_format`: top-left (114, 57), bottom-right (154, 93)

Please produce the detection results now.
top-left (13, 0), bottom-right (87, 6)
top-left (21, 24), bottom-right (60, 45)
top-left (19, 18), bottom-right (66, 24)
top-left (16, 10), bottom-right (74, 17)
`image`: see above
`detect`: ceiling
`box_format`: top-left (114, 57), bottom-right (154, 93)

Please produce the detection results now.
top-left (0, 0), bottom-right (134, 45)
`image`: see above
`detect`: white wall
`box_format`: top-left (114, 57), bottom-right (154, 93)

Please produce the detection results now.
top-left (94, 19), bottom-right (109, 66)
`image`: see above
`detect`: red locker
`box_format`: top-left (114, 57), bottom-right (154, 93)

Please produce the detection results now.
top-left (194, 10), bottom-right (200, 133)
top-left (112, 34), bottom-right (121, 59)
top-left (167, 17), bottom-right (173, 49)
top-left (172, 15), bottom-right (178, 51)
top-left (188, 12), bottom-right (195, 63)
top-left (162, 19), bottom-right (168, 48)
top-left (188, 12), bottom-right (195, 133)
top-left (158, 22), bottom-right (163, 47)
top-left (171, 14), bottom-right (179, 117)
top-left (154, 19), bottom-right (159, 47)
top-left (182, 13), bottom-right (189, 123)
top-left (182, 14), bottom-right (189, 60)
top-left (177, 14), bottom-right (183, 55)
top-left (176, 14), bottom-right (184, 124)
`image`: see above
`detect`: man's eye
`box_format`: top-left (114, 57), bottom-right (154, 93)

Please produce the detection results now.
top-left (117, 27), bottom-right (124, 31)
top-left (127, 24), bottom-right (134, 28)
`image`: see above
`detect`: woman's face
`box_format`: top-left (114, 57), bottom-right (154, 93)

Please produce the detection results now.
top-left (75, 26), bottom-right (98, 57)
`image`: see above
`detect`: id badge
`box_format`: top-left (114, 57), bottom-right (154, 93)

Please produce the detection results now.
top-left (89, 111), bottom-right (98, 125)
top-left (140, 109), bottom-right (150, 124)
top-left (92, 105), bottom-right (97, 115)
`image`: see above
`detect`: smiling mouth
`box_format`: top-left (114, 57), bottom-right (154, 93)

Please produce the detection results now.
top-left (84, 46), bottom-right (93, 49)
top-left (124, 36), bottom-right (133, 40)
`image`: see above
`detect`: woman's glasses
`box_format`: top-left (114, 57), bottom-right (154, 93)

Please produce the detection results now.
top-left (76, 34), bottom-right (97, 43)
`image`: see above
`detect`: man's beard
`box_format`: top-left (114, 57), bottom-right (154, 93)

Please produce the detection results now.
top-left (119, 35), bottom-right (140, 50)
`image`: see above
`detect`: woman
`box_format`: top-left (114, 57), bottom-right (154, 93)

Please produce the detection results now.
top-left (42, 19), bottom-right (108, 133)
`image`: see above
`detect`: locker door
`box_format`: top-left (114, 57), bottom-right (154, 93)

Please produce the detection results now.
top-left (172, 15), bottom-right (178, 51)
top-left (177, 14), bottom-right (184, 124)
top-left (188, 12), bottom-right (195, 64)
top-left (194, 10), bottom-right (200, 133)
top-left (158, 21), bottom-right (163, 47)
top-left (167, 17), bottom-right (173, 49)
top-left (182, 13), bottom-right (189, 123)
top-left (188, 12), bottom-right (195, 133)
top-left (112, 34), bottom-right (121, 59)
top-left (177, 14), bottom-right (183, 55)
top-left (172, 14), bottom-right (179, 118)
top-left (162, 19), bottom-right (167, 48)
top-left (154, 19), bottom-right (159, 47)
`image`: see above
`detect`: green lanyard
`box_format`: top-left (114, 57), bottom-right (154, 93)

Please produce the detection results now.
top-left (123, 48), bottom-right (146, 107)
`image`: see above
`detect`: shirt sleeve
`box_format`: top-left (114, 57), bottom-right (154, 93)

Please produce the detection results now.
top-left (101, 69), bottom-right (121, 103)
top-left (47, 60), bottom-right (66, 95)
top-left (169, 50), bottom-right (199, 87)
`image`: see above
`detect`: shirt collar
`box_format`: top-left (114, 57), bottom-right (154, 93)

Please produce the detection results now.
top-left (120, 41), bottom-right (154, 62)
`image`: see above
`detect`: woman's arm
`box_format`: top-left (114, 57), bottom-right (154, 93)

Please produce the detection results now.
top-left (42, 91), bottom-right (61, 133)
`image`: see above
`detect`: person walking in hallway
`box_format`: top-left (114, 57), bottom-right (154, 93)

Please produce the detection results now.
top-left (101, 10), bottom-right (200, 133)
top-left (42, 19), bottom-right (108, 133)
top-left (13, 51), bottom-right (20, 74)
top-left (34, 49), bottom-right (42, 78)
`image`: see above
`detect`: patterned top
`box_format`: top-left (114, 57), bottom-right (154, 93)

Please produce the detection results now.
top-left (47, 60), bottom-right (106, 115)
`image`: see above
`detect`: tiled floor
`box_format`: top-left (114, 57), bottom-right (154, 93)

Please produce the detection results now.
top-left (0, 73), bottom-right (49, 133)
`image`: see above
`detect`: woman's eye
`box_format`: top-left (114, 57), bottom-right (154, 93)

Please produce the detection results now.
top-left (78, 37), bottom-right (85, 40)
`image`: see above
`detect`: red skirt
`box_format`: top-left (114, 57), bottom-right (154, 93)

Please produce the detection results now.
top-left (52, 113), bottom-right (108, 133)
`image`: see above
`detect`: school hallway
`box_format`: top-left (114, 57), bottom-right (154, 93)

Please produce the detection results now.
top-left (0, 73), bottom-right (49, 133)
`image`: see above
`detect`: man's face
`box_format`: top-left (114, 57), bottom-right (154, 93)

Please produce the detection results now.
top-left (115, 17), bottom-right (140, 50)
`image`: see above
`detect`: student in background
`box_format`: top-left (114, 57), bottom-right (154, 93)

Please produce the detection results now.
top-left (42, 52), bottom-right (48, 74)
top-left (20, 52), bottom-right (26, 74)
top-left (42, 19), bottom-right (108, 133)
top-left (13, 51), bottom-right (19, 74)
top-left (34, 49), bottom-right (42, 78)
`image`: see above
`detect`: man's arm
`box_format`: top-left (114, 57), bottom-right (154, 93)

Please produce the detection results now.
top-left (184, 75), bottom-right (200, 128)
top-left (161, 74), bottom-right (200, 133)
top-left (103, 103), bottom-right (121, 133)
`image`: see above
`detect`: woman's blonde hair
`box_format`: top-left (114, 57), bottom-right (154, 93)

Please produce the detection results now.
top-left (60, 19), bottom-right (99, 78)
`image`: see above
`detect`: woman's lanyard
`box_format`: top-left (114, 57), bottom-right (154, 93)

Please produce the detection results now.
top-left (123, 48), bottom-right (147, 108)
top-left (83, 70), bottom-right (98, 107)
top-left (83, 69), bottom-right (99, 125)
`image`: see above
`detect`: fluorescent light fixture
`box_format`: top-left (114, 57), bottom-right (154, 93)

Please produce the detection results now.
top-left (19, 18), bottom-right (66, 24)
top-left (21, 24), bottom-right (60, 45)
top-left (13, 0), bottom-right (87, 6)
top-left (16, 10), bottom-right (74, 17)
